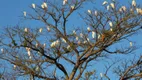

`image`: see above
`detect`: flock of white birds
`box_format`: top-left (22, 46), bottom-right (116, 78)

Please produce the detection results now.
top-left (0, 0), bottom-right (140, 74)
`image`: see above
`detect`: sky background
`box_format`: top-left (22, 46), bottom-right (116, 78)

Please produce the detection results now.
top-left (0, 0), bottom-right (142, 80)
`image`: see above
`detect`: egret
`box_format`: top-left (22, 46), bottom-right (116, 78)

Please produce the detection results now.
top-left (87, 27), bottom-right (91, 32)
top-left (122, 6), bottom-right (126, 12)
top-left (24, 28), bottom-right (28, 32)
top-left (107, 5), bottom-right (110, 10)
top-left (132, 0), bottom-right (136, 7)
top-left (63, 0), bottom-right (67, 5)
top-left (94, 10), bottom-right (98, 16)
top-left (87, 38), bottom-right (89, 41)
top-left (43, 43), bottom-right (46, 48)
top-left (46, 26), bottom-right (50, 32)
top-left (39, 28), bottom-right (43, 33)
top-left (109, 21), bottom-right (113, 27)
top-left (71, 5), bottom-right (75, 10)
top-left (100, 73), bottom-right (103, 77)
top-left (98, 34), bottom-right (101, 39)
top-left (110, 28), bottom-right (113, 31)
top-left (80, 33), bottom-right (83, 38)
top-left (73, 30), bottom-right (76, 35)
top-left (26, 47), bottom-right (32, 59)
top-left (76, 36), bottom-right (79, 41)
top-left (41, 2), bottom-right (47, 9)
top-left (23, 11), bottom-right (26, 17)
top-left (43, 2), bottom-right (47, 8)
top-left (13, 65), bottom-right (16, 69)
top-left (1, 48), bottom-right (4, 53)
top-left (62, 38), bottom-right (66, 43)
top-left (102, 1), bottom-right (108, 5)
top-left (130, 42), bottom-right (133, 47)
top-left (110, 3), bottom-right (115, 9)
top-left (92, 31), bottom-right (95, 38)
top-left (88, 10), bottom-right (92, 14)
top-left (32, 3), bottom-right (36, 9)
top-left (41, 4), bottom-right (45, 9)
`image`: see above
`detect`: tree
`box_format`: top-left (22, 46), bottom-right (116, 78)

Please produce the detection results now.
top-left (0, 0), bottom-right (142, 80)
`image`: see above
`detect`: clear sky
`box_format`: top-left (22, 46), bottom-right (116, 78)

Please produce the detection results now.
top-left (0, 0), bottom-right (142, 79)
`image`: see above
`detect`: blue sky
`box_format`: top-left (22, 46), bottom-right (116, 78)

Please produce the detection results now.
top-left (0, 0), bottom-right (142, 79)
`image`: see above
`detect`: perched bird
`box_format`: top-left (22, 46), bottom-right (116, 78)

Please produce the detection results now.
top-left (41, 2), bottom-right (47, 9)
top-left (32, 3), bottom-right (36, 9)
top-left (71, 5), bottom-right (75, 10)
top-left (109, 21), bottom-right (113, 27)
top-left (130, 42), bottom-right (133, 47)
top-left (43, 2), bottom-right (47, 8)
top-left (87, 27), bottom-right (91, 32)
top-left (88, 10), bottom-right (92, 14)
top-left (13, 65), bottom-right (16, 69)
top-left (24, 28), bottom-right (28, 32)
top-left (92, 31), bottom-right (95, 38)
top-left (107, 5), bottom-right (110, 10)
top-left (63, 0), bottom-right (67, 5)
top-left (46, 26), bottom-right (50, 32)
top-left (80, 33), bottom-right (83, 38)
top-left (132, 0), bottom-right (136, 7)
top-left (100, 73), bottom-right (103, 77)
top-left (110, 3), bottom-right (115, 9)
top-left (94, 10), bottom-right (98, 16)
top-left (1, 48), bottom-right (4, 53)
top-left (39, 28), bottom-right (43, 33)
top-left (102, 1), bottom-right (108, 5)
top-left (62, 38), bottom-right (67, 43)
top-left (73, 30), bottom-right (76, 35)
top-left (23, 11), bottom-right (26, 17)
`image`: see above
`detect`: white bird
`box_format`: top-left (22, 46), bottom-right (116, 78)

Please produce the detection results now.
top-left (63, 0), bottom-right (67, 5)
top-left (41, 2), bottom-right (47, 9)
top-left (43, 2), bottom-right (47, 8)
top-left (107, 5), bottom-right (110, 10)
top-left (132, 0), bottom-right (136, 7)
top-left (100, 73), bottom-right (103, 77)
top-left (46, 26), bottom-right (50, 32)
top-left (122, 6), bottom-right (126, 12)
top-left (102, 1), bottom-right (108, 5)
top-left (94, 10), bottom-right (98, 16)
top-left (39, 28), bottom-right (43, 33)
top-left (41, 4), bottom-right (45, 9)
top-left (109, 21), bottom-right (113, 27)
top-left (76, 36), bottom-right (79, 41)
top-left (88, 10), bottom-right (92, 14)
top-left (32, 3), bottom-right (36, 9)
top-left (87, 38), bottom-right (89, 41)
top-left (43, 43), bottom-right (46, 48)
top-left (23, 11), bottom-right (26, 17)
top-left (130, 42), bottom-right (133, 47)
top-left (73, 30), bottom-right (76, 35)
top-left (92, 31), bottom-right (95, 38)
top-left (13, 65), bottom-right (16, 69)
top-left (80, 33), bottom-right (83, 38)
top-left (1, 48), bottom-right (4, 53)
top-left (24, 28), bottom-right (28, 32)
top-left (87, 27), bottom-right (91, 32)
top-left (36, 42), bottom-right (38, 47)
top-left (110, 28), bottom-right (113, 31)
top-left (110, 3), bottom-right (115, 9)
top-left (136, 8), bottom-right (142, 15)
top-left (26, 47), bottom-right (32, 59)
top-left (62, 38), bottom-right (66, 43)
top-left (98, 34), bottom-right (101, 39)
top-left (71, 5), bottom-right (75, 10)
